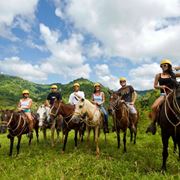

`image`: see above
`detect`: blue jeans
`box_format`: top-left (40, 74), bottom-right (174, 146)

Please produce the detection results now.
top-left (99, 106), bottom-right (108, 123)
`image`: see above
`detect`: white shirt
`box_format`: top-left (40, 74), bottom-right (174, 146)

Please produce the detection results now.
top-left (68, 91), bottom-right (85, 105)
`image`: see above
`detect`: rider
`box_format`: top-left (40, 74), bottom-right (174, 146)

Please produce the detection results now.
top-left (45, 85), bottom-right (62, 107)
top-left (91, 83), bottom-right (109, 133)
top-left (68, 83), bottom-right (85, 105)
top-left (18, 90), bottom-right (33, 138)
top-left (113, 77), bottom-right (138, 131)
top-left (146, 59), bottom-right (179, 134)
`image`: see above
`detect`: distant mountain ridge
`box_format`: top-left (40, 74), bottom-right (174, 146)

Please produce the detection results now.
top-left (0, 74), bottom-right (151, 108)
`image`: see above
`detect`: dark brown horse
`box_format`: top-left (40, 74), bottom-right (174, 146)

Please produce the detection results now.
top-left (158, 85), bottom-right (180, 171)
top-left (108, 92), bottom-right (129, 152)
top-left (0, 110), bottom-right (39, 156)
top-left (109, 92), bottom-right (139, 148)
top-left (50, 100), bottom-right (85, 153)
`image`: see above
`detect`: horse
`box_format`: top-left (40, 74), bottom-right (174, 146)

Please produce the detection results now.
top-left (108, 92), bottom-right (130, 152)
top-left (70, 98), bottom-right (103, 157)
top-left (50, 100), bottom-right (86, 153)
top-left (36, 104), bottom-right (63, 146)
top-left (158, 85), bottom-right (180, 171)
top-left (0, 110), bottom-right (39, 156)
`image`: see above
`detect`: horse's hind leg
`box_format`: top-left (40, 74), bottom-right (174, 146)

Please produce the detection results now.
top-left (17, 135), bottom-right (22, 155)
top-left (161, 133), bottom-right (169, 171)
top-left (9, 137), bottom-right (14, 156)
top-left (117, 130), bottom-right (120, 149)
top-left (123, 131), bottom-right (127, 153)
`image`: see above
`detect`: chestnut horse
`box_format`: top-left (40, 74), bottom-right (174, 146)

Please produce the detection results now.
top-left (70, 98), bottom-right (103, 156)
top-left (0, 110), bottom-right (39, 156)
top-left (37, 105), bottom-right (63, 146)
top-left (50, 100), bottom-right (85, 153)
top-left (158, 85), bottom-right (180, 171)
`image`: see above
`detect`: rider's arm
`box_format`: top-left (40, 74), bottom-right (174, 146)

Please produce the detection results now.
top-left (174, 66), bottom-right (180, 71)
top-left (175, 73), bottom-right (180, 78)
top-left (45, 100), bottom-right (50, 107)
top-left (91, 94), bottom-right (96, 105)
top-left (132, 91), bottom-right (137, 104)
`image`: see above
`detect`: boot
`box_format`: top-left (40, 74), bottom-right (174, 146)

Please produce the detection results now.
top-left (103, 121), bottom-right (109, 133)
top-left (146, 121), bottom-right (156, 135)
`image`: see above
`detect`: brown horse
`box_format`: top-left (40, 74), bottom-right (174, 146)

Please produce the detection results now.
top-left (50, 100), bottom-right (85, 153)
top-left (0, 110), bottom-right (39, 156)
top-left (158, 85), bottom-right (180, 171)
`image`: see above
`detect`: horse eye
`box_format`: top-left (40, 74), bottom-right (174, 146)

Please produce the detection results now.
top-left (79, 105), bottom-right (83, 108)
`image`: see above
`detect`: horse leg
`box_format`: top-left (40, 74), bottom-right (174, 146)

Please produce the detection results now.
top-left (29, 136), bottom-right (32, 145)
top-left (123, 130), bottom-right (127, 153)
top-left (51, 121), bottom-right (56, 147)
top-left (74, 129), bottom-right (78, 150)
top-left (9, 137), bottom-right (14, 156)
top-left (86, 126), bottom-right (90, 147)
top-left (117, 129), bottom-right (120, 149)
top-left (129, 127), bottom-right (133, 142)
top-left (62, 131), bottom-right (69, 153)
top-left (161, 133), bottom-right (169, 172)
top-left (17, 135), bottom-right (22, 155)
top-left (56, 128), bottom-right (60, 143)
top-left (178, 139), bottom-right (180, 161)
top-left (95, 126), bottom-right (100, 157)
top-left (35, 127), bottom-right (39, 143)
top-left (43, 128), bottom-right (47, 141)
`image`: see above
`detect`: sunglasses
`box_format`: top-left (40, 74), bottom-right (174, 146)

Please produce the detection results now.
top-left (120, 81), bottom-right (126, 83)
top-left (160, 64), bottom-right (168, 68)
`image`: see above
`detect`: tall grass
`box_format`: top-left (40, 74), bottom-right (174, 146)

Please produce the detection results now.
top-left (0, 114), bottom-right (180, 180)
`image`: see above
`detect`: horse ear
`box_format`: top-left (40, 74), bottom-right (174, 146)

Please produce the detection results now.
top-left (108, 90), bottom-right (113, 94)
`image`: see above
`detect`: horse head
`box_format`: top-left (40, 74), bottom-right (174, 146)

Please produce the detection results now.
top-left (37, 105), bottom-right (50, 127)
top-left (108, 91), bottom-right (121, 115)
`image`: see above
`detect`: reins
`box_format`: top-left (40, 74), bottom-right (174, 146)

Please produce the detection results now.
top-left (164, 90), bottom-right (180, 137)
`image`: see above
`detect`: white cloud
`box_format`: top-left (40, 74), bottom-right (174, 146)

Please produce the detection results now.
top-left (0, 57), bottom-right (47, 81)
top-left (0, 0), bottom-right (38, 40)
top-left (129, 63), bottom-right (161, 90)
top-left (39, 23), bottom-right (91, 80)
top-left (56, 0), bottom-right (180, 61)
top-left (94, 64), bottom-right (119, 90)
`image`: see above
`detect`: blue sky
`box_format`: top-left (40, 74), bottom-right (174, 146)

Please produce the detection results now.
top-left (0, 0), bottom-right (180, 90)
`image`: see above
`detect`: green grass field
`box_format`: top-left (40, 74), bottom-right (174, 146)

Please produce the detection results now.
top-left (0, 113), bottom-right (180, 180)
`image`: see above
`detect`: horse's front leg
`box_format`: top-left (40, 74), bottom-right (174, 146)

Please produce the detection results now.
top-left (86, 126), bottom-right (90, 147)
top-left (74, 129), bottom-right (78, 150)
top-left (43, 128), bottom-right (47, 141)
top-left (17, 135), bottom-right (22, 155)
top-left (35, 126), bottom-right (39, 143)
top-left (62, 130), bottom-right (69, 153)
top-left (161, 133), bottom-right (170, 172)
top-left (9, 136), bottom-right (14, 156)
top-left (51, 120), bottom-right (56, 147)
top-left (123, 130), bottom-right (127, 153)
top-left (117, 129), bottom-right (120, 149)
top-left (95, 126), bottom-right (100, 157)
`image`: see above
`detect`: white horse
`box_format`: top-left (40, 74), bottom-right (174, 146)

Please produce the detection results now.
top-left (70, 98), bottom-right (103, 157)
top-left (37, 105), bottom-right (63, 146)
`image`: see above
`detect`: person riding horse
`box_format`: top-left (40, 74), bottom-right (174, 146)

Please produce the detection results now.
top-left (91, 83), bottom-right (109, 133)
top-left (68, 83), bottom-right (85, 105)
top-left (45, 85), bottom-right (62, 108)
top-left (17, 90), bottom-right (33, 138)
top-left (146, 59), bottom-right (180, 134)
top-left (112, 77), bottom-right (137, 131)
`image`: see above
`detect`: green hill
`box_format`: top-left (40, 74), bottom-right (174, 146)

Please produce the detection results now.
top-left (0, 74), bottom-right (153, 109)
